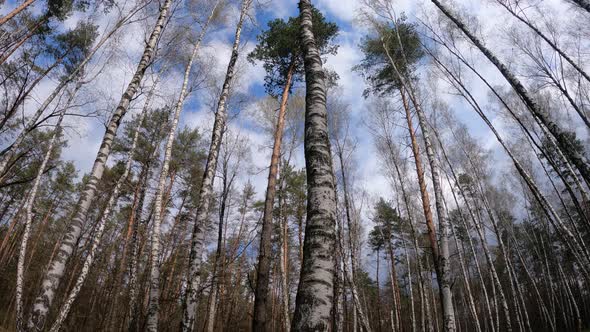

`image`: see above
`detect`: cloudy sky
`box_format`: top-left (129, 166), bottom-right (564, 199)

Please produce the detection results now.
top-left (1, 0), bottom-right (588, 224)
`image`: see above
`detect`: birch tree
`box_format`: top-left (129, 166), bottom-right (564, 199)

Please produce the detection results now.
top-left (248, 9), bottom-right (338, 331)
top-left (27, 0), bottom-right (174, 328)
top-left (181, 0), bottom-right (252, 329)
top-left (291, 1), bottom-right (339, 330)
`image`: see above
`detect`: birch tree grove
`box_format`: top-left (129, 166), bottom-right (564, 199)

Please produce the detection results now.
top-left (24, 0), bottom-right (174, 328)
top-left (2, 0), bottom-right (590, 331)
top-left (181, 0), bottom-right (252, 329)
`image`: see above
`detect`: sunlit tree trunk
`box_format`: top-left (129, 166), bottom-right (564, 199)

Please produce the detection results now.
top-left (253, 59), bottom-right (295, 332)
top-left (0, 0), bottom-right (37, 27)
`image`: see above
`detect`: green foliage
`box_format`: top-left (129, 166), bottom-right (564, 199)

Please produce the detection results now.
top-left (280, 161), bottom-right (306, 219)
top-left (355, 15), bottom-right (424, 97)
top-left (369, 198), bottom-right (403, 251)
top-left (541, 130), bottom-right (586, 184)
top-left (47, 0), bottom-right (75, 20)
top-left (248, 7), bottom-right (339, 96)
top-left (113, 107), bottom-right (170, 168)
top-left (456, 173), bottom-right (476, 198)
top-left (52, 21), bottom-right (99, 77)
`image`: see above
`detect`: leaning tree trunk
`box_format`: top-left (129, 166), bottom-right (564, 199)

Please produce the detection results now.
top-left (144, 4), bottom-right (215, 328)
top-left (47, 79), bottom-right (150, 332)
top-left (436, 50), bottom-right (590, 276)
top-left (291, 1), bottom-right (338, 330)
top-left (0, 0), bottom-right (37, 27)
top-left (381, 34), bottom-right (456, 330)
top-left (106, 66), bottom-right (165, 331)
top-left (492, 1), bottom-right (590, 117)
top-left (398, 87), bottom-right (447, 331)
top-left (0, 8), bottom-right (137, 184)
top-left (253, 59), bottom-right (295, 332)
top-left (26, 1), bottom-right (172, 329)
top-left (430, 0), bottom-right (590, 189)
top-left (180, 0), bottom-right (251, 330)
top-left (14, 83), bottom-right (78, 332)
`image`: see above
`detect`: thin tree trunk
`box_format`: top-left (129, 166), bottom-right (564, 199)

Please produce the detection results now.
top-left (430, 0), bottom-right (590, 188)
top-left (181, 1), bottom-right (251, 329)
top-left (428, 44), bottom-right (590, 278)
top-left (48, 83), bottom-right (149, 331)
top-left (205, 162), bottom-right (234, 332)
top-left (436, 140), bottom-right (495, 332)
top-left (0, 0), bottom-right (37, 27)
top-left (27, 1), bottom-right (171, 329)
top-left (107, 70), bottom-right (164, 331)
top-left (333, 117), bottom-right (370, 331)
top-left (511, 233), bottom-right (555, 331)
top-left (0, 7), bottom-right (139, 183)
top-left (557, 266), bottom-right (581, 331)
top-left (335, 204), bottom-right (372, 332)
top-left (376, 249), bottom-right (382, 332)
top-left (387, 142), bottom-right (430, 332)
top-left (14, 84), bottom-right (76, 331)
top-left (253, 59), bottom-right (295, 332)
top-left (278, 167), bottom-right (292, 332)
top-left (144, 5), bottom-right (214, 328)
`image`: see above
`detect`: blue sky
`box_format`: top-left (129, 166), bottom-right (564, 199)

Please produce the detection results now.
top-left (2, 0), bottom-right (589, 273)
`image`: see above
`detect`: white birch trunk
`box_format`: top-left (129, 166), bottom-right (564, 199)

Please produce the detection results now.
top-left (47, 81), bottom-right (150, 332)
top-left (380, 37), bottom-right (456, 331)
top-left (0, 7), bottom-right (140, 183)
top-left (26, 1), bottom-right (172, 328)
top-left (181, 1), bottom-right (251, 329)
top-left (144, 4), bottom-right (215, 328)
top-left (14, 84), bottom-right (78, 332)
